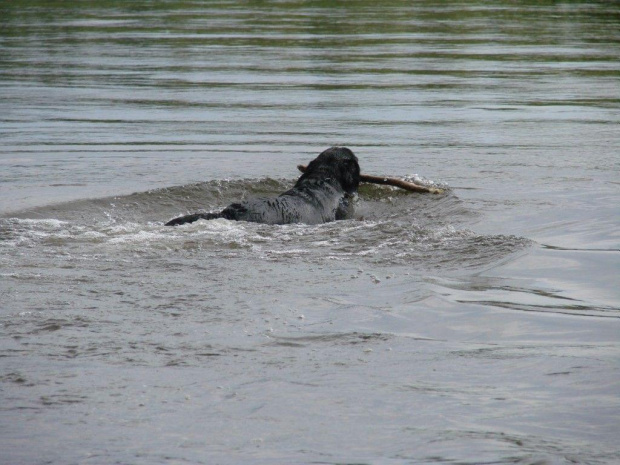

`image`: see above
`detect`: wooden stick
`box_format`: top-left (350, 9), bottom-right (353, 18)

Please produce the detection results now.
top-left (297, 165), bottom-right (444, 194)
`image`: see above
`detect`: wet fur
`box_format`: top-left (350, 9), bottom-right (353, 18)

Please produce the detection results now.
top-left (165, 147), bottom-right (360, 226)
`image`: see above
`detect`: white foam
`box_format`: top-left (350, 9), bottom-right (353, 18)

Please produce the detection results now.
top-left (108, 229), bottom-right (168, 245)
top-left (10, 218), bottom-right (67, 228)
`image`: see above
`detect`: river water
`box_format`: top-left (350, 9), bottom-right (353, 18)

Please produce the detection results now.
top-left (1, 1), bottom-right (619, 464)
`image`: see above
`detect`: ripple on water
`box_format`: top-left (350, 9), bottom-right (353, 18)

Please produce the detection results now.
top-left (0, 179), bottom-right (530, 271)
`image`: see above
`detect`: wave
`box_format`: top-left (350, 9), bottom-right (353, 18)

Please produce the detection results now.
top-left (0, 178), bottom-right (531, 271)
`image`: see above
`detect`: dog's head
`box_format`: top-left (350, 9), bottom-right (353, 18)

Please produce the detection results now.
top-left (297, 147), bottom-right (360, 194)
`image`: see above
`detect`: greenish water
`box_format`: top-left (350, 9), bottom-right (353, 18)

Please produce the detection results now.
top-left (1, 1), bottom-right (619, 464)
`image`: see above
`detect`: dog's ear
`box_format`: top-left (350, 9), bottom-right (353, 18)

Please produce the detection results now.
top-left (338, 157), bottom-right (360, 194)
top-left (296, 157), bottom-right (321, 184)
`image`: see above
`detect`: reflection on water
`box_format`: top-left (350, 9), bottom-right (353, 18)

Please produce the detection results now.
top-left (1, 0), bottom-right (618, 210)
top-left (1, 1), bottom-right (619, 464)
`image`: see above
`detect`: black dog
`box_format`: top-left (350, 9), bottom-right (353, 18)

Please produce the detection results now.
top-left (165, 147), bottom-right (360, 226)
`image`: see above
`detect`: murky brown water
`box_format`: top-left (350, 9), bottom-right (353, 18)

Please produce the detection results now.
top-left (1, 1), bottom-right (619, 464)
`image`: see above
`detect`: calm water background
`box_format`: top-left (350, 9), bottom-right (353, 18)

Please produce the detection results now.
top-left (1, 1), bottom-right (619, 464)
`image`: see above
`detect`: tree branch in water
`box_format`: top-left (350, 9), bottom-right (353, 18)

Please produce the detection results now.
top-left (297, 165), bottom-right (444, 194)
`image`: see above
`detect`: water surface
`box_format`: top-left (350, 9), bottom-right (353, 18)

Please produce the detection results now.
top-left (1, 1), bottom-right (619, 464)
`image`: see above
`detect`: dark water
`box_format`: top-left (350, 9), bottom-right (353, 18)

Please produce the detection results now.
top-left (1, 1), bottom-right (619, 464)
